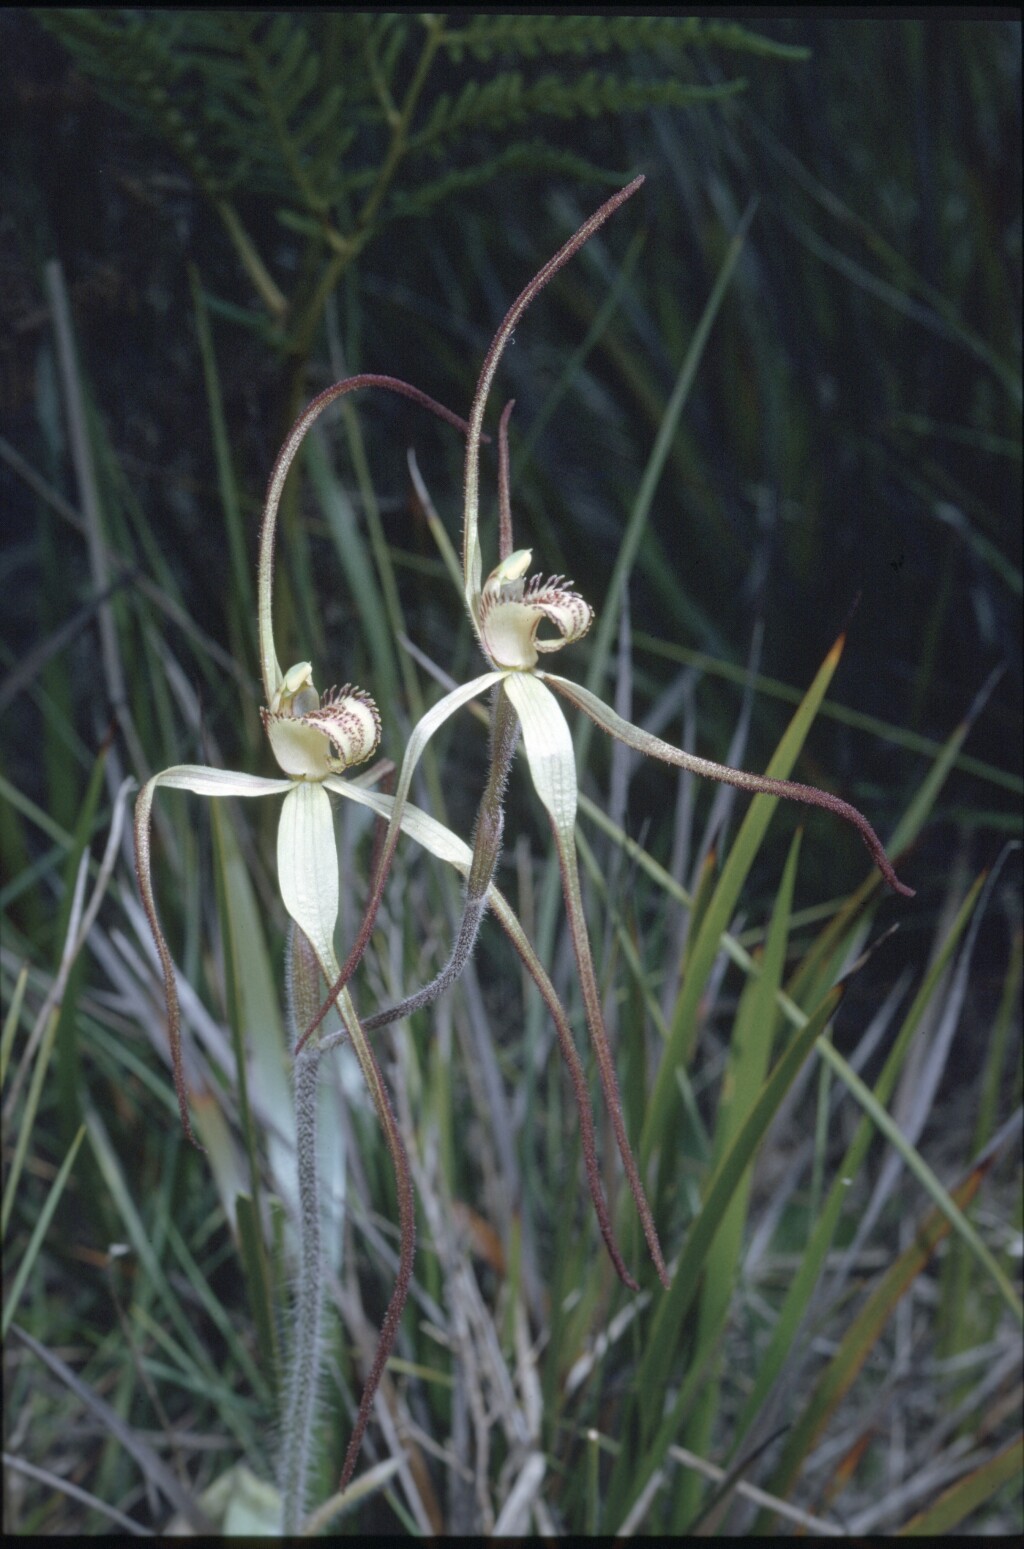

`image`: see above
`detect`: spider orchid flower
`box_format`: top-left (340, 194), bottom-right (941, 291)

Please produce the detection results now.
top-left (305, 174), bottom-right (914, 1292)
top-left (135, 375), bottom-right (479, 1148)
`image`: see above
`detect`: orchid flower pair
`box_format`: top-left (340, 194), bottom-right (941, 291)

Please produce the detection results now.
top-left (135, 171), bottom-right (913, 1507)
top-left (133, 394), bottom-right (645, 1502)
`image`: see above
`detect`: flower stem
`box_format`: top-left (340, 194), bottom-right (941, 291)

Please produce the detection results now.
top-left (258, 374), bottom-right (476, 706)
top-left (281, 929), bottom-right (326, 1535)
top-left (328, 1000), bottom-right (416, 1493)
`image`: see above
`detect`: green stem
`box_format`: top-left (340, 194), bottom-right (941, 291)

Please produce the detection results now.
top-left (215, 197), bottom-right (288, 319)
top-left (286, 14), bottom-right (446, 368)
top-left (353, 13), bottom-right (446, 238)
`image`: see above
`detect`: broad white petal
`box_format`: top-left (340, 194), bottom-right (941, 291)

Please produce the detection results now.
top-left (501, 673), bottom-right (578, 837)
top-left (277, 783), bottom-right (339, 976)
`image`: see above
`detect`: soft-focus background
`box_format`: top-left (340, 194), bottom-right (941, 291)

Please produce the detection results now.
top-left (3, 14), bottom-right (1020, 1537)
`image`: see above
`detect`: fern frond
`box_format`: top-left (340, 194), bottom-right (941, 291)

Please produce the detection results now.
top-left (387, 143), bottom-right (631, 222)
top-left (412, 71), bottom-right (745, 156)
top-left (38, 9), bottom-right (806, 350)
top-left (443, 15), bottom-right (809, 64)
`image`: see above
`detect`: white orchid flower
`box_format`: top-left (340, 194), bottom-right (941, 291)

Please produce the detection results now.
top-left (305, 174), bottom-right (914, 1291)
top-left (134, 374), bottom-right (479, 1147)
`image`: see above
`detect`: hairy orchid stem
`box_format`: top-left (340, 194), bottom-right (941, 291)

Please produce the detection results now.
top-left (258, 373), bottom-right (477, 705)
top-left (280, 927), bottom-right (325, 1534)
top-left (334, 1005), bottom-right (416, 1494)
top-left (497, 399), bottom-right (516, 562)
top-left (363, 685), bottom-right (519, 1032)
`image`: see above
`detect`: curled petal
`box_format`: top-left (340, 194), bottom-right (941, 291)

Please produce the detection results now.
top-left (305, 685), bottom-right (381, 768)
top-left (527, 576), bottom-right (594, 653)
top-left (479, 570), bottom-right (594, 670)
top-left (262, 683), bottom-right (381, 779)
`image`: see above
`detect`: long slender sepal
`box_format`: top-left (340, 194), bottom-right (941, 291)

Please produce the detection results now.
top-left (328, 778), bottom-right (640, 1287)
top-left (462, 176), bottom-right (645, 616)
top-left (543, 672), bottom-right (915, 898)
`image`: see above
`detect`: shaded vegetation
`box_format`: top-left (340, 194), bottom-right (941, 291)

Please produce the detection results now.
top-left (2, 12), bottom-right (1020, 1537)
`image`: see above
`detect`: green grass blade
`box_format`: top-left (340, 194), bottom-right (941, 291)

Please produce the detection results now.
top-left (632, 633), bottom-right (1022, 799)
top-left (236, 1192), bottom-right (282, 1391)
top-left (2, 1125), bottom-right (85, 1339)
top-left (1, 1003), bottom-right (60, 1240)
top-left (304, 429), bottom-right (400, 716)
top-left (578, 200), bottom-right (758, 765)
top-left (643, 633), bottom-right (845, 1165)
top-left (817, 1041), bottom-right (1022, 1324)
top-left (607, 978), bottom-right (844, 1528)
top-left (674, 830), bottom-right (801, 1526)
top-left (896, 1435), bottom-right (1024, 1536)
top-left (189, 265), bottom-right (256, 655)
top-left (729, 870), bottom-right (988, 1453)
top-left (760, 1151), bottom-right (1002, 1518)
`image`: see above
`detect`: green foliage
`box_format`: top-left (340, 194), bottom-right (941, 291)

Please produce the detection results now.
top-left (38, 10), bottom-right (801, 358)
